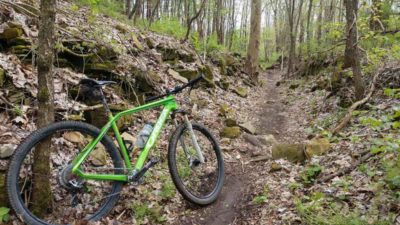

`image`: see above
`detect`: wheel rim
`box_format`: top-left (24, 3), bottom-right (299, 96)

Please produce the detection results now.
top-left (174, 128), bottom-right (221, 199)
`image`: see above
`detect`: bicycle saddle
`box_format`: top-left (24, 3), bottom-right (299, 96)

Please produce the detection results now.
top-left (79, 79), bottom-right (117, 87)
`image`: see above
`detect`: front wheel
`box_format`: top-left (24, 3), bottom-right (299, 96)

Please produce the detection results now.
top-left (168, 123), bottom-right (224, 205)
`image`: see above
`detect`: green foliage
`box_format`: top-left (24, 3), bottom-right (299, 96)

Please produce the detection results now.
top-left (288, 182), bottom-right (303, 191)
top-left (204, 33), bottom-right (225, 53)
top-left (384, 88), bottom-right (400, 99)
top-left (260, 52), bottom-right (281, 69)
top-left (147, 18), bottom-right (186, 39)
top-left (300, 164), bottom-right (323, 184)
top-left (295, 194), bottom-right (394, 225)
top-left (74, 0), bottom-right (126, 21)
top-left (131, 202), bottom-right (167, 224)
top-left (160, 179), bottom-right (176, 199)
top-left (252, 185), bottom-right (269, 204)
top-left (0, 207), bottom-right (10, 223)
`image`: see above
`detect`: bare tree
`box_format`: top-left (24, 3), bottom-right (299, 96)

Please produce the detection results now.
top-left (126, 0), bottom-right (133, 15)
top-left (183, 0), bottom-right (207, 41)
top-left (344, 0), bottom-right (365, 100)
top-left (245, 0), bottom-right (261, 82)
top-left (285, 0), bottom-right (304, 76)
top-left (31, 0), bottom-right (56, 216)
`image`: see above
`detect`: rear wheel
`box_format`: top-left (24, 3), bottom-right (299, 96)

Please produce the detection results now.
top-left (7, 121), bottom-right (124, 225)
top-left (168, 123), bottom-right (224, 205)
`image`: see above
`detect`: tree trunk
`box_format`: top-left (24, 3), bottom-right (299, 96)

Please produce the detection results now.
top-left (31, 0), bottom-right (56, 217)
top-left (126, 0), bottom-right (133, 15)
top-left (273, 8), bottom-right (280, 52)
top-left (286, 0), bottom-right (303, 77)
top-left (184, 0), bottom-right (207, 41)
top-left (227, 0), bottom-right (235, 50)
top-left (306, 0), bottom-right (313, 54)
top-left (316, 0), bottom-right (324, 44)
top-left (244, 0), bottom-right (261, 82)
top-left (344, 0), bottom-right (365, 100)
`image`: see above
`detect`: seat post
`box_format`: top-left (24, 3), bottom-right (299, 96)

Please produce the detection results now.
top-left (98, 87), bottom-right (112, 117)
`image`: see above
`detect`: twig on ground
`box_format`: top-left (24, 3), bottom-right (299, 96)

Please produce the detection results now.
top-left (318, 150), bottom-right (374, 183)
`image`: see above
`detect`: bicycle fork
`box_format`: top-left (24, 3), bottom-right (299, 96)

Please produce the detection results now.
top-left (173, 113), bottom-right (205, 164)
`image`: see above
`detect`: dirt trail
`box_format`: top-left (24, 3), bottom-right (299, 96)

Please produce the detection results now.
top-left (179, 70), bottom-right (288, 225)
top-left (256, 70), bottom-right (287, 139)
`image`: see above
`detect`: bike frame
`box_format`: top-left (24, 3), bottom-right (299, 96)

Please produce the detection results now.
top-left (71, 95), bottom-right (178, 182)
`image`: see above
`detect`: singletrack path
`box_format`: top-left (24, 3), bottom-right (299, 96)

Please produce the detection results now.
top-left (177, 69), bottom-right (292, 225)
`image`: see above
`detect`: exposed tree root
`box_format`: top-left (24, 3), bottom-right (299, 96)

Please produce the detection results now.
top-left (330, 66), bottom-right (400, 135)
top-left (325, 68), bottom-right (378, 135)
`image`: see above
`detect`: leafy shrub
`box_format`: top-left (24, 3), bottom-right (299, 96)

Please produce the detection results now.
top-left (148, 17), bottom-right (187, 39)
top-left (0, 207), bottom-right (10, 223)
top-left (301, 164), bottom-right (323, 184)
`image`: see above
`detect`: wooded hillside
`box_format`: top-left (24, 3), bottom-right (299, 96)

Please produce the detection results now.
top-left (0, 0), bottom-right (399, 224)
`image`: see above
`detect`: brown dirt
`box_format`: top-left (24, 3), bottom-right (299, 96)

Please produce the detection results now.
top-left (177, 69), bottom-right (289, 225)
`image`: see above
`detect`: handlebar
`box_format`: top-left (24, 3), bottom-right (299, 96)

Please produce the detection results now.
top-left (145, 74), bottom-right (204, 103)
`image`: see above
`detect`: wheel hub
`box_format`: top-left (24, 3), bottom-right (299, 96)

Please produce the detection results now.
top-left (58, 164), bottom-right (84, 190)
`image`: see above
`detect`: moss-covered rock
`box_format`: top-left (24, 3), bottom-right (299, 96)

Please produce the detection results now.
top-left (270, 162), bottom-right (282, 172)
top-left (272, 143), bottom-right (306, 162)
top-left (225, 118), bottom-right (237, 127)
top-left (156, 43), bottom-right (195, 62)
top-left (0, 68), bottom-right (5, 87)
top-left (177, 49), bottom-right (195, 63)
top-left (233, 87), bottom-right (248, 98)
top-left (131, 66), bottom-right (161, 92)
top-left (220, 126), bottom-right (241, 139)
top-left (304, 138), bottom-right (330, 159)
top-left (157, 44), bottom-right (179, 61)
top-left (239, 122), bottom-right (256, 134)
top-left (115, 24), bottom-right (128, 33)
top-left (219, 104), bottom-right (236, 117)
top-left (218, 78), bottom-right (230, 90)
top-left (11, 45), bottom-right (31, 54)
top-left (145, 37), bottom-right (156, 49)
top-left (176, 68), bottom-right (198, 80)
top-left (199, 64), bottom-right (216, 87)
top-left (168, 68), bottom-right (188, 83)
top-left (86, 61), bottom-right (116, 72)
top-left (131, 33), bottom-right (144, 51)
top-left (0, 27), bottom-right (23, 40)
top-left (216, 55), bottom-right (227, 75)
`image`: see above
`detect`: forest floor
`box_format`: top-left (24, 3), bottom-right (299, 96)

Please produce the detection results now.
top-left (175, 69), bottom-right (312, 225)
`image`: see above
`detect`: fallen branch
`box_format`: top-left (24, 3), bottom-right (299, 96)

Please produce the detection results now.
top-left (0, 94), bottom-right (15, 108)
top-left (329, 68), bottom-right (381, 135)
top-left (59, 46), bottom-right (94, 58)
top-left (249, 155), bottom-right (270, 162)
top-left (318, 150), bottom-right (373, 183)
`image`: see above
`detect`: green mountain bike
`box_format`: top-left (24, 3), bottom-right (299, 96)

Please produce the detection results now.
top-left (6, 74), bottom-right (225, 224)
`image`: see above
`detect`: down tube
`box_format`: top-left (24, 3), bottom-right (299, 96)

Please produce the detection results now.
top-left (135, 105), bottom-right (175, 170)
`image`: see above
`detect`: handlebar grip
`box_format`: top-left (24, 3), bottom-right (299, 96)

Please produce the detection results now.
top-left (188, 74), bottom-right (204, 86)
top-left (144, 74), bottom-right (204, 103)
top-left (145, 95), bottom-right (162, 103)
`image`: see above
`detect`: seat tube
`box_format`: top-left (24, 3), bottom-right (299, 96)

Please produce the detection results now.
top-left (99, 88), bottom-right (111, 117)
